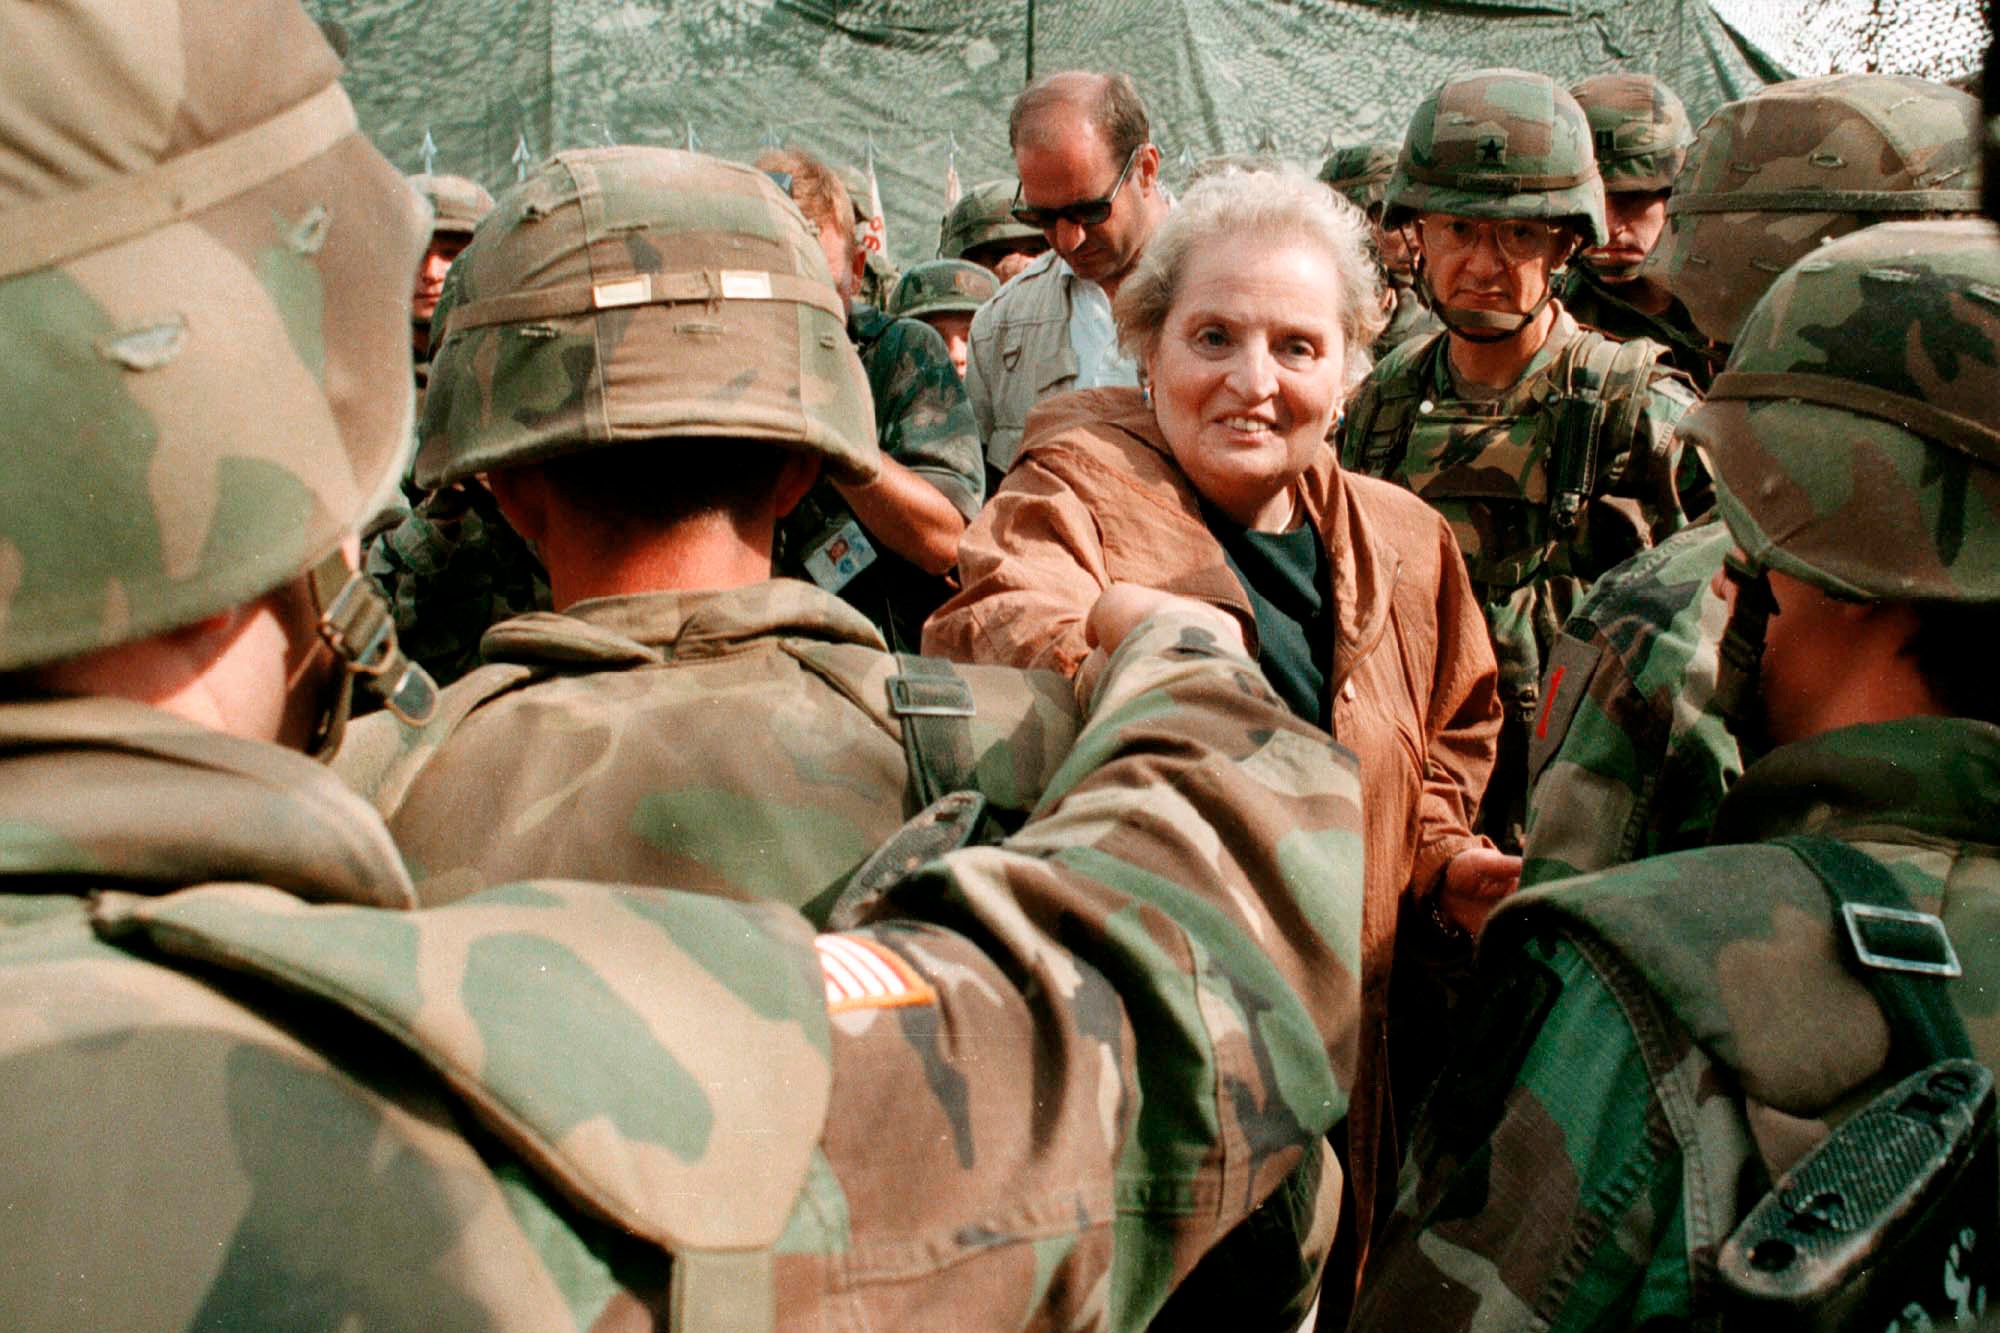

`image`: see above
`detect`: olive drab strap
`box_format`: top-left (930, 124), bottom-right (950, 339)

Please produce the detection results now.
top-left (886, 652), bottom-right (980, 813)
top-left (1777, 834), bottom-right (1973, 1073)
top-left (1546, 330), bottom-right (1665, 533)
top-left (1341, 331), bottom-right (1447, 478)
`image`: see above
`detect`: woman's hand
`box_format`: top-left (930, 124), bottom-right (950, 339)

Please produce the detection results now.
top-left (1436, 846), bottom-right (1522, 935)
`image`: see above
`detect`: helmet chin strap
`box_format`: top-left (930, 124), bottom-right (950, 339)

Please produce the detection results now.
top-left (1711, 551), bottom-right (1779, 763)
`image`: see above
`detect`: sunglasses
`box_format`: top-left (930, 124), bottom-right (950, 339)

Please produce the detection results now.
top-left (1011, 146), bottom-right (1142, 230)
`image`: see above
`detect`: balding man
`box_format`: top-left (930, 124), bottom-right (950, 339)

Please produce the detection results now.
top-left (965, 70), bottom-right (1171, 478)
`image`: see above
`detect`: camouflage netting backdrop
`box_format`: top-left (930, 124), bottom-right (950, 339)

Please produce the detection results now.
top-left (303, 0), bottom-right (1783, 267)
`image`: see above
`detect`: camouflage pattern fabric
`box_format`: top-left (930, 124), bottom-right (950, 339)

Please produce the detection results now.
top-left (887, 257), bottom-right (998, 322)
top-left (0, 0), bottom-right (425, 672)
top-left (1375, 281), bottom-right (1442, 361)
top-left (335, 580), bottom-right (1077, 913)
top-left (1342, 312), bottom-right (1701, 844)
top-left (1, 606), bottom-right (1368, 1329)
top-left (364, 479), bottom-right (551, 687)
top-left (1556, 260), bottom-right (1721, 390)
top-left (776, 304), bottom-right (985, 653)
top-left (1569, 72), bottom-right (1694, 193)
top-left (1519, 520), bottom-right (1739, 888)
top-left (408, 172), bottom-right (494, 234)
top-left (1643, 73), bottom-right (1984, 344)
top-left (1352, 716), bottom-right (2000, 1330)
top-left (938, 178), bottom-right (1044, 260)
top-left (1382, 68), bottom-right (1608, 247)
top-left (1317, 142), bottom-right (1398, 213)
top-left (418, 148), bottom-right (878, 490)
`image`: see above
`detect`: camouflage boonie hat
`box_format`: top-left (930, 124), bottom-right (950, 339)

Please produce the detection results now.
top-left (888, 259), bottom-right (999, 322)
top-left (1317, 142), bottom-right (1399, 213)
top-left (0, 0), bottom-right (429, 671)
top-left (1647, 74), bottom-right (1982, 343)
top-left (419, 147), bottom-right (878, 489)
top-left (1384, 68), bottom-right (1609, 246)
top-left (409, 173), bottom-right (495, 236)
top-left (939, 179), bottom-right (1043, 259)
top-left (1569, 73), bottom-right (1695, 193)
top-left (1683, 219), bottom-right (2000, 603)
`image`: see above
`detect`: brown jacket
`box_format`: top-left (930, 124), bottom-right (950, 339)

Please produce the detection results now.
top-left (924, 386), bottom-right (1502, 1248)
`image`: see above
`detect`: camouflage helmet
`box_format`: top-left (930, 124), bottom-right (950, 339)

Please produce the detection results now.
top-left (1646, 74), bottom-right (1982, 344)
top-left (419, 147), bottom-right (877, 489)
top-left (1383, 68), bottom-right (1609, 247)
top-left (888, 259), bottom-right (999, 322)
top-left (409, 173), bottom-right (496, 236)
top-left (939, 179), bottom-right (1043, 259)
top-left (0, 0), bottom-right (429, 672)
top-left (1569, 72), bottom-right (1695, 193)
top-left (1682, 219), bottom-right (2000, 603)
top-left (1316, 142), bottom-right (1399, 214)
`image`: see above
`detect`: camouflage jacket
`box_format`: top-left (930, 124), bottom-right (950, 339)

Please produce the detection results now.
top-left (365, 479), bottom-right (551, 687)
top-left (776, 304), bottom-right (985, 653)
top-left (2, 609), bottom-right (1367, 1330)
top-left (1521, 520), bottom-right (1742, 887)
top-left (335, 579), bottom-right (1082, 913)
top-left (1342, 308), bottom-right (1703, 714)
top-left (1353, 716), bottom-right (2000, 1331)
top-left (1557, 262), bottom-right (1723, 392)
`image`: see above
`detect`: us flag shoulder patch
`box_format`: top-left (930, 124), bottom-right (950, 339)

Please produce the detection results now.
top-left (815, 933), bottom-right (937, 1012)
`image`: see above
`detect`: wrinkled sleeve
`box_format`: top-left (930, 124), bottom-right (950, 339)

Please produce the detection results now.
top-left (964, 305), bottom-right (1001, 461)
top-left (1353, 934), bottom-right (1687, 1331)
top-left (871, 319), bottom-right (984, 519)
top-left (1411, 514), bottom-right (1504, 895)
top-left (920, 450), bottom-right (1109, 674)
top-left (810, 610), bottom-right (1367, 1327)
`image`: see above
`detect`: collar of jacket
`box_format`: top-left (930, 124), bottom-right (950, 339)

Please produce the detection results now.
top-left (0, 695), bottom-right (416, 909)
top-left (1709, 716), bottom-right (2000, 852)
top-left (1424, 303), bottom-right (1583, 409)
top-left (1021, 385), bottom-right (1404, 693)
top-left (478, 579), bottom-right (888, 668)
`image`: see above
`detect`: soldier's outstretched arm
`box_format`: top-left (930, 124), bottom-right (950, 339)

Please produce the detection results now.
top-left (809, 600), bottom-right (1366, 1327)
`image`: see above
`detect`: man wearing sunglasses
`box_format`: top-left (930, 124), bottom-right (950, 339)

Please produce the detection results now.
top-left (964, 69), bottom-right (1170, 480)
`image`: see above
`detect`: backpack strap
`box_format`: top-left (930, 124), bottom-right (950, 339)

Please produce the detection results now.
top-left (1776, 833), bottom-right (1972, 1071)
top-left (1342, 330), bottom-right (1444, 478)
top-left (885, 652), bottom-right (979, 813)
top-left (1544, 330), bottom-right (1671, 532)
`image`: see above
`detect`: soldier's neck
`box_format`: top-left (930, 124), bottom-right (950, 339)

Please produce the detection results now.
top-left (1445, 302), bottom-right (1558, 391)
top-left (545, 518), bottom-right (778, 610)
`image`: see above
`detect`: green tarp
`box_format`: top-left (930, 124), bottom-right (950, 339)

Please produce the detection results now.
top-left (305, 0), bottom-right (1783, 267)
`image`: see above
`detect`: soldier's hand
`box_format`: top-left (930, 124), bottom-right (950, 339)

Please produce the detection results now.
top-left (1086, 584), bottom-right (1250, 658)
top-left (1438, 846), bottom-right (1522, 934)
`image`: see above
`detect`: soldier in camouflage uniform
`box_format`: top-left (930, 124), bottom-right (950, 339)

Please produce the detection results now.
top-left (1342, 68), bottom-right (1704, 851)
top-left (887, 255), bottom-right (998, 380)
top-left (1556, 73), bottom-right (1718, 389)
top-left (837, 162), bottom-right (901, 310)
top-left (1521, 75), bottom-right (1985, 888)
top-left (1354, 217), bottom-right (2000, 1331)
top-left (760, 147), bottom-right (986, 653)
top-left (1318, 141), bottom-right (1442, 359)
top-left (408, 171), bottom-right (495, 396)
top-left (939, 177), bottom-right (1050, 281)
top-left (0, 9), bottom-right (1375, 1326)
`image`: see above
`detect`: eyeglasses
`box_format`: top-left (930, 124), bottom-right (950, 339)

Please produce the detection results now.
top-left (1416, 215), bottom-right (1564, 264)
top-left (1011, 146), bottom-right (1142, 230)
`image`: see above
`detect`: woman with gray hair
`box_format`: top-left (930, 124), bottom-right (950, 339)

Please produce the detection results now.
top-left (925, 167), bottom-right (1512, 1273)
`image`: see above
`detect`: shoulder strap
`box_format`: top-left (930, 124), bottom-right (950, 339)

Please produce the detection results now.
top-left (1776, 833), bottom-right (1972, 1071)
top-left (1343, 331), bottom-right (1444, 477)
top-left (1545, 331), bottom-right (1663, 531)
top-left (886, 652), bottom-right (979, 813)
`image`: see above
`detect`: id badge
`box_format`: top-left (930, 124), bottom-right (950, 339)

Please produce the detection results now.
top-left (803, 519), bottom-right (877, 593)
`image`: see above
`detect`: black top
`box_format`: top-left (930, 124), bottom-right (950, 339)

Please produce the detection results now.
top-left (1202, 501), bottom-right (1334, 729)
